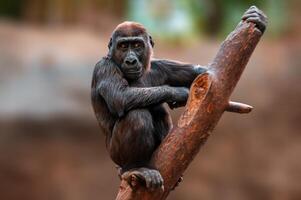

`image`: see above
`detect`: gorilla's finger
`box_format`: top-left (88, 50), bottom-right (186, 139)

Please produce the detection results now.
top-left (249, 5), bottom-right (258, 10)
top-left (155, 172), bottom-right (162, 188)
top-left (246, 6), bottom-right (266, 17)
top-left (246, 17), bottom-right (261, 24)
top-left (145, 175), bottom-right (152, 189)
top-left (244, 9), bottom-right (258, 15)
top-left (147, 172), bottom-right (154, 189)
top-left (151, 172), bottom-right (158, 188)
top-left (246, 17), bottom-right (266, 33)
top-left (131, 171), bottom-right (144, 181)
top-left (242, 13), bottom-right (260, 20)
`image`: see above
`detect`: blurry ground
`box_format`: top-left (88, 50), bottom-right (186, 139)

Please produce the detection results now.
top-left (0, 21), bottom-right (301, 200)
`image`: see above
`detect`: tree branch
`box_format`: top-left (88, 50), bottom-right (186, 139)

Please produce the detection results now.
top-left (226, 101), bottom-right (253, 114)
top-left (116, 21), bottom-right (263, 200)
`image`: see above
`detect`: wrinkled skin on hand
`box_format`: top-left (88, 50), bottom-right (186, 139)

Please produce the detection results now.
top-left (242, 5), bottom-right (268, 33)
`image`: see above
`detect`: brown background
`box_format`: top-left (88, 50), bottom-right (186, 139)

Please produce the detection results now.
top-left (0, 1), bottom-right (300, 199)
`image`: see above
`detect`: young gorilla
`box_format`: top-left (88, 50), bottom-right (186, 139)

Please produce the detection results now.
top-left (91, 6), bottom-right (267, 190)
top-left (91, 22), bottom-right (204, 189)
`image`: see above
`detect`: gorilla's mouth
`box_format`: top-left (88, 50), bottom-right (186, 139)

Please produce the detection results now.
top-left (124, 68), bottom-right (143, 79)
top-left (121, 62), bottom-right (143, 80)
top-left (126, 68), bottom-right (142, 78)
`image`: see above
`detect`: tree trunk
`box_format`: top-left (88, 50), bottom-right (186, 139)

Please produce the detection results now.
top-left (116, 21), bottom-right (263, 200)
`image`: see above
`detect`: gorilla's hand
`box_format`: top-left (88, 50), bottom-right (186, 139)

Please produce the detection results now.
top-left (168, 87), bottom-right (189, 109)
top-left (242, 5), bottom-right (268, 33)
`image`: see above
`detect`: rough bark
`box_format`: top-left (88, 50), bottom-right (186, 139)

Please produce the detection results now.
top-left (116, 21), bottom-right (263, 200)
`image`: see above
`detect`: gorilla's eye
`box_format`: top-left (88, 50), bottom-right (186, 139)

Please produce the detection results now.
top-left (118, 43), bottom-right (128, 50)
top-left (133, 42), bottom-right (142, 49)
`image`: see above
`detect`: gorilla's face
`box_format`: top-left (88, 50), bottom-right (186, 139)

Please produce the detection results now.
top-left (113, 36), bottom-right (147, 81)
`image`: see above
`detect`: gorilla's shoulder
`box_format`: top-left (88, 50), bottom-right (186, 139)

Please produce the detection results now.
top-left (94, 56), bottom-right (120, 74)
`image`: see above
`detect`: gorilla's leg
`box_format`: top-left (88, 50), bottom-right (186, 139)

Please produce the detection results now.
top-left (149, 105), bottom-right (172, 144)
top-left (149, 105), bottom-right (183, 190)
top-left (110, 109), bottom-right (163, 189)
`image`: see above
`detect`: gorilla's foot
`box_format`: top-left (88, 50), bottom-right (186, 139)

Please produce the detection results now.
top-left (121, 167), bottom-right (164, 190)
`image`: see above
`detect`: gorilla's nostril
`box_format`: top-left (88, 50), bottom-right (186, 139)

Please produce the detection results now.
top-left (126, 59), bottom-right (137, 65)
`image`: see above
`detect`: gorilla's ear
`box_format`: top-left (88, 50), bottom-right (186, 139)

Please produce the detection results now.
top-left (108, 38), bottom-right (113, 49)
top-left (149, 35), bottom-right (154, 47)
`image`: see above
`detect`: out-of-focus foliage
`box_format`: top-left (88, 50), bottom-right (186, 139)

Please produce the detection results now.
top-left (0, 0), bottom-right (22, 19)
top-left (216, 0), bottom-right (287, 37)
top-left (0, 0), bottom-right (289, 38)
top-left (127, 0), bottom-right (199, 41)
top-left (127, 0), bottom-right (288, 39)
top-left (0, 0), bottom-right (125, 25)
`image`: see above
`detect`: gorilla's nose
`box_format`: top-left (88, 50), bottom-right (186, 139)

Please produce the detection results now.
top-left (125, 57), bottom-right (137, 65)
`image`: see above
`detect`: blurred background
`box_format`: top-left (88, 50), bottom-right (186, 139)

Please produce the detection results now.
top-left (0, 0), bottom-right (300, 199)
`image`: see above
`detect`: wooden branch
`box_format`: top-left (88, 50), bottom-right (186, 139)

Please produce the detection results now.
top-left (116, 21), bottom-right (263, 200)
top-left (226, 101), bottom-right (253, 114)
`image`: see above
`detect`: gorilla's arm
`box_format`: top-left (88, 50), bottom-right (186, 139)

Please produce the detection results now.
top-left (149, 59), bottom-right (207, 88)
top-left (94, 57), bottom-right (188, 117)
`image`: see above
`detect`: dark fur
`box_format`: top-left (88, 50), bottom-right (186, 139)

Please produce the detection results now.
top-left (91, 22), bottom-right (206, 172)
